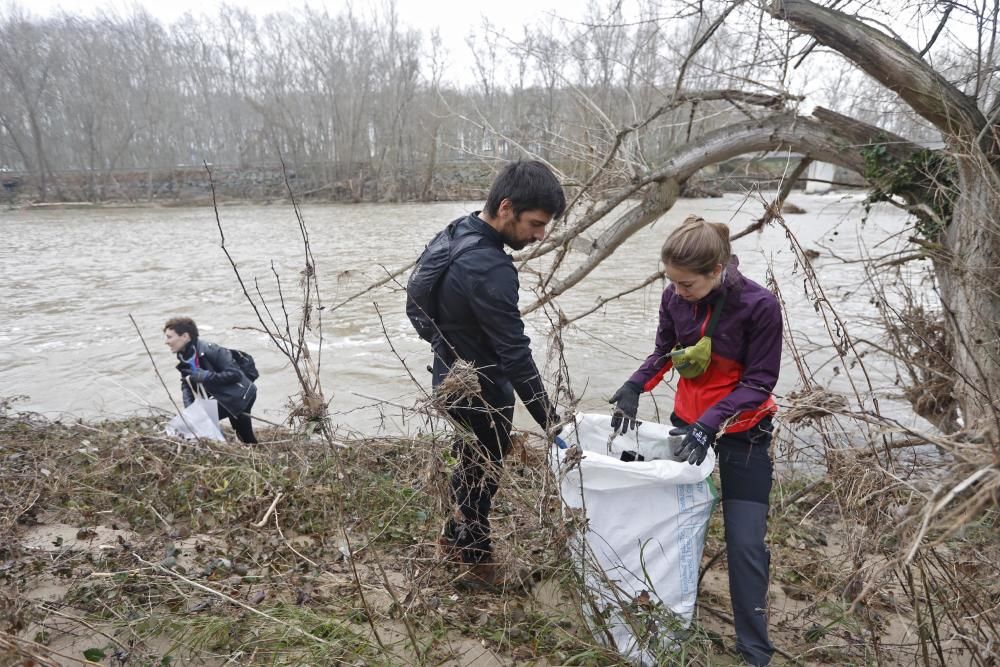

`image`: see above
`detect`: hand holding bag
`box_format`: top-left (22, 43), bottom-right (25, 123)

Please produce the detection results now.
top-left (165, 381), bottom-right (225, 442)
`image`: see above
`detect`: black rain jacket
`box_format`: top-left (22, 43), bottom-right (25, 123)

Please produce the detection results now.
top-left (177, 340), bottom-right (257, 417)
top-left (430, 213), bottom-right (553, 427)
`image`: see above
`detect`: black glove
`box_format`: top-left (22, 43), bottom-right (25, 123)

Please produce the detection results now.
top-left (546, 406), bottom-right (564, 438)
top-left (177, 362), bottom-right (193, 378)
top-left (609, 381), bottom-right (641, 435)
top-left (669, 422), bottom-right (717, 465)
top-left (188, 367), bottom-right (211, 384)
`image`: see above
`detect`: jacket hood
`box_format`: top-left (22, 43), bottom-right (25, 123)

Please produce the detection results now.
top-left (177, 340), bottom-right (198, 362)
top-left (693, 255), bottom-right (743, 305)
top-left (461, 211), bottom-right (505, 249)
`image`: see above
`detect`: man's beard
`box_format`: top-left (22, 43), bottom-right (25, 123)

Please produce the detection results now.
top-left (501, 221), bottom-right (529, 250)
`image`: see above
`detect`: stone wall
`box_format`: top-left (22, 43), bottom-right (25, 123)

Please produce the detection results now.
top-left (2, 157), bottom-right (865, 206)
top-left (2, 160), bottom-right (498, 205)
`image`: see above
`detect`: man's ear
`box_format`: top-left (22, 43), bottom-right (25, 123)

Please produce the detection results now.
top-left (497, 198), bottom-right (514, 217)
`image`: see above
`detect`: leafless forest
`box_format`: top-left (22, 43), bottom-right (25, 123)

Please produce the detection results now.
top-left (0, 0), bottom-right (934, 203)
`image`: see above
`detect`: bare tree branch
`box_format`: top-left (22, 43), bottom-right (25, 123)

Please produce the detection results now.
top-left (770, 0), bottom-right (990, 151)
top-left (731, 157), bottom-right (811, 242)
top-left (674, 0), bottom-right (748, 97)
top-left (522, 109), bottom-right (926, 313)
top-left (562, 270), bottom-right (665, 326)
top-left (918, 3), bottom-right (954, 58)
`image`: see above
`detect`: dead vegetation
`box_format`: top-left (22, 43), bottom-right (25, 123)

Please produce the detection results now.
top-left (0, 406), bottom-right (593, 666)
top-left (421, 360), bottom-right (483, 416)
top-left (2, 390), bottom-right (997, 666)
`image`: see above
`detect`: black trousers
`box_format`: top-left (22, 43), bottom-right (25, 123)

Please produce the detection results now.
top-left (674, 414), bottom-right (775, 666)
top-left (218, 395), bottom-right (258, 444)
top-left (446, 394), bottom-right (514, 564)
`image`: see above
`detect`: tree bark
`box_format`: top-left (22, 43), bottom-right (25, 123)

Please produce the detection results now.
top-left (769, 0), bottom-right (990, 154)
top-left (937, 161), bottom-right (1000, 435)
top-left (771, 0), bottom-right (1000, 434)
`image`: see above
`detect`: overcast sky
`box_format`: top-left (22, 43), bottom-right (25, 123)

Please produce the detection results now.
top-left (27, 0), bottom-right (570, 29)
top-left (24, 0), bottom-right (577, 84)
top-left (19, 0), bottom-right (984, 95)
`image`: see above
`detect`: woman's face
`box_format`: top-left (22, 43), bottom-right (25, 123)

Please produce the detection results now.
top-left (164, 328), bottom-right (191, 354)
top-left (665, 263), bottom-right (722, 302)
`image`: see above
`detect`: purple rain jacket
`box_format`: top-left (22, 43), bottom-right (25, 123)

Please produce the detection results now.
top-left (628, 257), bottom-right (781, 433)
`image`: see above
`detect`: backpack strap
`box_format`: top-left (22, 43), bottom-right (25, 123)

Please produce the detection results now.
top-left (449, 232), bottom-right (486, 263)
top-left (705, 290), bottom-right (727, 338)
top-left (434, 233), bottom-right (487, 333)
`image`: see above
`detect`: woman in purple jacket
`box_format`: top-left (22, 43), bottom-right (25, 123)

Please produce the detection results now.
top-left (609, 215), bottom-right (782, 666)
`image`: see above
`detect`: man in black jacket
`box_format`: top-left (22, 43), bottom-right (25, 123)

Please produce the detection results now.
top-left (164, 317), bottom-right (258, 444)
top-left (421, 160), bottom-right (565, 589)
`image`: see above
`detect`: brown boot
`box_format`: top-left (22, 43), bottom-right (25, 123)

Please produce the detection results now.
top-left (455, 560), bottom-right (525, 593)
top-left (435, 531), bottom-right (463, 563)
top-left (435, 512), bottom-right (465, 563)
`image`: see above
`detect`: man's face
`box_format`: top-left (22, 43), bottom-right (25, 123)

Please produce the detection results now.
top-left (164, 328), bottom-right (191, 354)
top-left (496, 199), bottom-right (553, 250)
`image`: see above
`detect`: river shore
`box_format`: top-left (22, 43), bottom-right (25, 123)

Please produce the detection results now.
top-left (2, 406), bottom-right (983, 666)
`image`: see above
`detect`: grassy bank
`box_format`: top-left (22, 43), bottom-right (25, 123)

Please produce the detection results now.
top-left (1, 408), bottom-right (996, 665)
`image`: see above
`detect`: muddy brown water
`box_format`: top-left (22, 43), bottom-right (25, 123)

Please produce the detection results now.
top-left (0, 194), bottom-right (930, 442)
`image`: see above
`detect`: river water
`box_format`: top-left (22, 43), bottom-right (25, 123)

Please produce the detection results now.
top-left (0, 194), bottom-right (931, 443)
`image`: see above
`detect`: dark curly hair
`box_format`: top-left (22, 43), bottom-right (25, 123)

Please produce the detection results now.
top-left (163, 316), bottom-right (198, 341)
top-left (484, 160), bottom-right (566, 220)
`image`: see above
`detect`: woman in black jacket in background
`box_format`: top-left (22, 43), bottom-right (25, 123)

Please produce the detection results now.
top-left (164, 316), bottom-right (258, 444)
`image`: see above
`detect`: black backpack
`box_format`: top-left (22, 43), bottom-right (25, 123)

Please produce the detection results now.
top-left (229, 348), bottom-right (259, 382)
top-left (406, 218), bottom-right (484, 343)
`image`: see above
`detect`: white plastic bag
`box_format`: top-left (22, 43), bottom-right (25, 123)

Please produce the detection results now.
top-left (165, 385), bottom-right (225, 442)
top-left (553, 413), bottom-right (717, 665)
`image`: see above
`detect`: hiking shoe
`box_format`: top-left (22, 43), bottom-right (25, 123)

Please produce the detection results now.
top-left (454, 561), bottom-right (526, 593)
top-left (436, 514), bottom-right (467, 563)
top-left (435, 531), bottom-right (464, 563)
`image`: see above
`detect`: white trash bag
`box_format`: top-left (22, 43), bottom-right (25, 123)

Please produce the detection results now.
top-left (552, 413), bottom-right (717, 665)
top-left (165, 385), bottom-right (225, 442)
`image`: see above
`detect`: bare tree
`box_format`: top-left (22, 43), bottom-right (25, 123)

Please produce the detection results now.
top-left (479, 1), bottom-right (999, 442)
top-left (0, 7), bottom-right (62, 201)
top-left (773, 0), bottom-right (1000, 438)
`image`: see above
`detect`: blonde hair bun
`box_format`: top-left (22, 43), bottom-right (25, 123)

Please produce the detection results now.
top-left (661, 215), bottom-right (731, 274)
